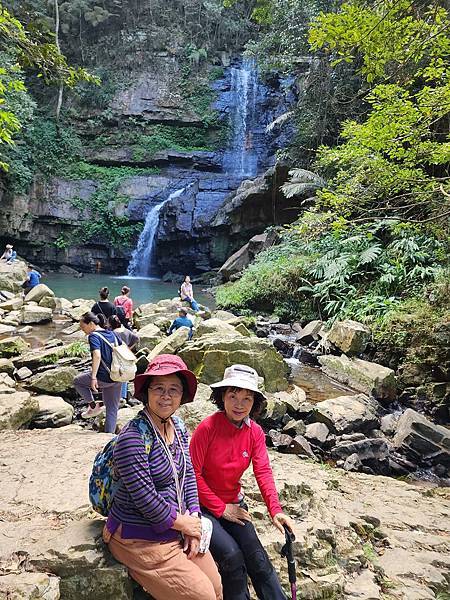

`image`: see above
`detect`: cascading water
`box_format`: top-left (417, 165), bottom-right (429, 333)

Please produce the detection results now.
top-left (223, 57), bottom-right (259, 178)
top-left (127, 188), bottom-right (185, 277)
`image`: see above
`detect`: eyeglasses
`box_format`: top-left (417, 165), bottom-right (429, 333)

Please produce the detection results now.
top-left (149, 385), bottom-right (183, 398)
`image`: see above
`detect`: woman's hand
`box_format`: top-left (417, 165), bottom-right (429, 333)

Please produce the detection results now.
top-left (173, 512), bottom-right (202, 538)
top-left (90, 376), bottom-right (98, 393)
top-left (272, 512), bottom-right (295, 534)
top-left (222, 504), bottom-right (251, 526)
top-left (183, 535), bottom-right (200, 560)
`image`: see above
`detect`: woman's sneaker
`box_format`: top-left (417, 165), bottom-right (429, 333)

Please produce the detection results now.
top-left (81, 402), bottom-right (105, 419)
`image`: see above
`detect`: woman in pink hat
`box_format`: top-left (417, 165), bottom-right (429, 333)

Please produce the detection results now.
top-left (103, 354), bottom-right (222, 600)
top-left (190, 364), bottom-right (294, 600)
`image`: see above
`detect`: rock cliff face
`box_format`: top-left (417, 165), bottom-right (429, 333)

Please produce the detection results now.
top-left (0, 56), bottom-right (297, 275)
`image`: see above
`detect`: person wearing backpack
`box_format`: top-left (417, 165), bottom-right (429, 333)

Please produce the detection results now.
top-left (92, 286), bottom-right (116, 320)
top-left (108, 314), bottom-right (139, 402)
top-left (114, 285), bottom-right (134, 329)
top-left (74, 312), bottom-right (123, 432)
top-left (102, 354), bottom-right (222, 600)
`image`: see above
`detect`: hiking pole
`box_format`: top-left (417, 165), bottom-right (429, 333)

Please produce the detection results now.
top-left (280, 523), bottom-right (297, 600)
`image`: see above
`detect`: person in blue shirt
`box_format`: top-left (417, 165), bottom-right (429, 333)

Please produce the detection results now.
top-left (169, 307), bottom-right (194, 339)
top-left (22, 265), bottom-right (41, 296)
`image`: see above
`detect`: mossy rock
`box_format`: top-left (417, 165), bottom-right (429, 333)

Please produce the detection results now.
top-left (178, 334), bottom-right (289, 392)
top-left (0, 336), bottom-right (30, 358)
top-left (27, 366), bottom-right (79, 395)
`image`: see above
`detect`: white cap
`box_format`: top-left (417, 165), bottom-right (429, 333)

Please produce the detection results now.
top-left (210, 364), bottom-right (266, 399)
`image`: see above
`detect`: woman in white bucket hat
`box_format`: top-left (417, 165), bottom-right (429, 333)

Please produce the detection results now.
top-left (190, 364), bottom-right (294, 600)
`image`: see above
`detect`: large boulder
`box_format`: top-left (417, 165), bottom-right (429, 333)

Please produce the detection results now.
top-left (176, 400), bottom-right (217, 433)
top-left (0, 426), bottom-right (448, 600)
top-left (178, 334), bottom-right (289, 392)
top-left (0, 357), bottom-right (14, 374)
top-left (0, 372), bottom-right (16, 393)
top-left (30, 395), bottom-right (74, 428)
top-left (211, 310), bottom-right (240, 322)
top-left (39, 295), bottom-right (57, 309)
top-left (332, 438), bottom-right (389, 462)
top-left (136, 323), bottom-right (164, 349)
top-left (219, 242), bottom-right (250, 281)
top-left (29, 521), bottom-right (133, 600)
top-left (393, 408), bottom-right (450, 467)
top-left (13, 345), bottom-right (72, 370)
top-left (148, 327), bottom-right (191, 360)
top-left (0, 323), bottom-right (16, 335)
top-left (318, 355), bottom-right (396, 402)
top-left (194, 318), bottom-right (239, 339)
top-left (0, 391), bottom-right (39, 430)
top-left (314, 394), bottom-right (380, 434)
top-left (27, 366), bottom-right (79, 395)
top-left (0, 260), bottom-right (27, 293)
top-left (24, 284), bottom-right (55, 304)
top-left (21, 305), bottom-right (53, 325)
top-left (64, 302), bottom-right (93, 321)
top-left (0, 297), bottom-right (23, 311)
top-left (0, 336), bottom-right (29, 357)
top-left (327, 320), bottom-right (371, 355)
top-left (0, 572), bottom-right (60, 599)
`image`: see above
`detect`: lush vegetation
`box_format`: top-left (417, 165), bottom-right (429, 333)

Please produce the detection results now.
top-left (56, 163), bottom-right (162, 248)
top-left (0, 6), bottom-right (96, 170)
top-left (217, 218), bottom-right (447, 321)
top-left (219, 0), bottom-right (450, 329)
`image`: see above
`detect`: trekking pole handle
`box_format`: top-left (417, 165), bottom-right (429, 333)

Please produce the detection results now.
top-left (282, 524), bottom-right (297, 584)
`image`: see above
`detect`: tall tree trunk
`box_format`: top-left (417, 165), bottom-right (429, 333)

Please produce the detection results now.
top-left (54, 0), bottom-right (63, 121)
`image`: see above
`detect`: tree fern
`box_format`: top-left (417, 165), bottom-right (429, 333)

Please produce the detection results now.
top-left (358, 243), bottom-right (382, 265)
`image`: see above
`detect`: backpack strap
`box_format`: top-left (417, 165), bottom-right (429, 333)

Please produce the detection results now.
top-left (90, 331), bottom-right (120, 376)
top-left (95, 302), bottom-right (106, 316)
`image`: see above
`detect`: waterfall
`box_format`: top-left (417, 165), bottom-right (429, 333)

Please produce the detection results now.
top-left (127, 188), bottom-right (185, 277)
top-left (223, 57), bottom-right (259, 178)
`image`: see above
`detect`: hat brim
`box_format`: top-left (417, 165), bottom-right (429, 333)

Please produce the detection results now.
top-left (134, 368), bottom-right (197, 404)
top-left (210, 377), bottom-right (267, 401)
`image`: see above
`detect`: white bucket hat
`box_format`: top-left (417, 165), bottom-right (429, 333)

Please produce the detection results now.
top-left (210, 364), bottom-right (267, 400)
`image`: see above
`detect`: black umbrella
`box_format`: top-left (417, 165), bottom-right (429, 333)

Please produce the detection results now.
top-left (280, 524), bottom-right (297, 600)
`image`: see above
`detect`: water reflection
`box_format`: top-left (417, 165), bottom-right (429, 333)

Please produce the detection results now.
top-left (287, 358), bottom-right (356, 404)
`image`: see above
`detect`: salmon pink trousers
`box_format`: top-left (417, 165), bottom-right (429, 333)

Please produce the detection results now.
top-left (103, 526), bottom-right (223, 600)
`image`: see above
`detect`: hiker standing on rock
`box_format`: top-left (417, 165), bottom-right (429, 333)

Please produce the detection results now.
top-left (103, 354), bottom-right (223, 600)
top-left (108, 314), bottom-right (138, 403)
top-left (114, 285), bottom-right (134, 329)
top-left (190, 364), bottom-right (295, 600)
top-left (75, 312), bottom-right (123, 432)
top-left (92, 286), bottom-right (116, 320)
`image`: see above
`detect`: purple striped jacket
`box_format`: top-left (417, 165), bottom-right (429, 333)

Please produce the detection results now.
top-left (106, 413), bottom-right (200, 541)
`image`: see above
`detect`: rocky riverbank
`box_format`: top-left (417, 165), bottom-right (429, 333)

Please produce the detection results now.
top-left (0, 261), bottom-right (449, 599)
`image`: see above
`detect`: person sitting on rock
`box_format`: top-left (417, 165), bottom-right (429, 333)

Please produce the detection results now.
top-left (180, 275), bottom-right (200, 312)
top-left (103, 354), bottom-right (223, 600)
top-left (92, 286), bottom-right (116, 320)
top-left (0, 244), bottom-right (13, 260)
top-left (6, 248), bottom-right (17, 264)
top-left (169, 307), bottom-right (194, 339)
top-left (74, 311), bottom-right (123, 432)
top-left (22, 264), bottom-right (41, 296)
top-left (190, 364), bottom-right (295, 600)
top-left (114, 285), bottom-right (134, 329)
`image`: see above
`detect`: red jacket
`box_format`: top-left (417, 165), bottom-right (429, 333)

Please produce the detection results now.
top-left (190, 411), bottom-right (282, 518)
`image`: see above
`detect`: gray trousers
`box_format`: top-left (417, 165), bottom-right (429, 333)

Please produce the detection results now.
top-left (74, 371), bottom-right (121, 433)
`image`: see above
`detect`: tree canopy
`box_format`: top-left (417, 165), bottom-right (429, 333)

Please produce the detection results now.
top-left (0, 4), bottom-right (97, 170)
